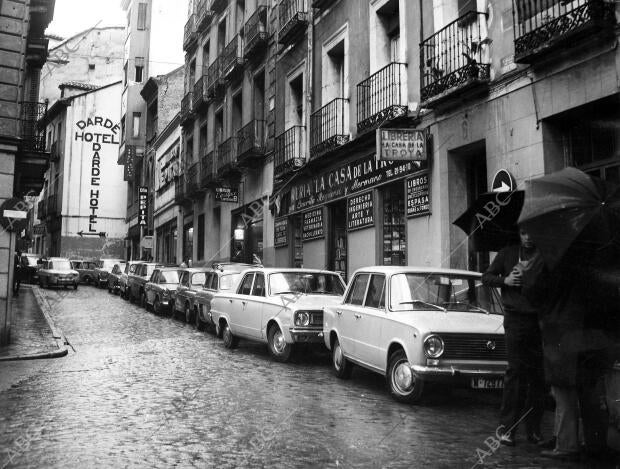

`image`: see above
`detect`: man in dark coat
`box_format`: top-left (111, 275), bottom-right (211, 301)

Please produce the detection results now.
top-left (13, 250), bottom-right (22, 297)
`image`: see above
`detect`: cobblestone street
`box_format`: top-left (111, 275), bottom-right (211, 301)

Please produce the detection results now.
top-left (0, 287), bottom-right (600, 468)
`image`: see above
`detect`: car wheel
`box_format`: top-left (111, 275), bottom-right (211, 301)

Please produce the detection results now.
top-left (267, 325), bottom-right (292, 363)
top-left (184, 304), bottom-right (192, 324)
top-left (214, 320), bottom-right (223, 339)
top-left (332, 337), bottom-right (353, 379)
top-left (195, 308), bottom-right (205, 331)
top-left (222, 323), bottom-right (238, 349)
top-left (387, 349), bottom-right (424, 404)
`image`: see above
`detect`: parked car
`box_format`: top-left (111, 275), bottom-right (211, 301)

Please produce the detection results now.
top-left (323, 266), bottom-right (507, 404)
top-left (38, 257), bottom-right (79, 289)
top-left (20, 253), bottom-right (40, 284)
top-left (193, 264), bottom-right (252, 331)
top-left (144, 267), bottom-right (183, 313)
top-left (210, 268), bottom-right (346, 362)
top-left (119, 261), bottom-right (143, 299)
top-left (70, 259), bottom-right (98, 284)
top-left (127, 262), bottom-right (162, 304)
top-left (172, 268), bottom-right (209, 323)
top-left (106, 262), bottom-right (126, 293)
top-left (94, 258), bottom-right (124, 288)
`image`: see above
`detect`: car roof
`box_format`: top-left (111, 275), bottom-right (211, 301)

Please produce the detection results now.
top-left (156, 267), bottom-right (182, 272)
top-left (237, 268), bottom-right (342, 275)
top-left (350, 266), bottom-right (482, 277)
top-left (48, 257), bottom-right (70, 261)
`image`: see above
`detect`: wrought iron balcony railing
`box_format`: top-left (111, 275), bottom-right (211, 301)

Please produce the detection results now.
top-left (193, 75), bottom-right (206, 110)
top-left (217, 137), bottom-right (239, 177)
top-left (201, 149), bottom-right (216, 187)
top-left (222, 35), bottom-right (245, 82)
top-left (420, 11), bottom-right (491, 106)
top-left (187, 161), bottom-right (200, 196)
top-left (244, 5), bottom-right (269, 59)
top-left (196, 0), bottom-right (214, 32)
top-left (237, 120), bottom-right (266, 164)
top-left (180, 92), bottom-right (194, 126)
top-left (206, 58), bottom-right (224, 101)
top-left (310, 98), bottom-right (349, 159)
top-left (183, 14), bottom-right (198, 51)
top-left (274, 125), bottom-right (305, 180)
top-left (356, 62), bottom-right (407, 134)
top-left (512, 0), bottom-right (616, 63)
top-left (278, 0), bottom-right (308, 45)
top-left (20, 101), bottom-right (47, 153)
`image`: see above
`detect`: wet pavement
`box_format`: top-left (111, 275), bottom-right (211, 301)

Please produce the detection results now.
top-left (0, 286), bottom-right (612, 468)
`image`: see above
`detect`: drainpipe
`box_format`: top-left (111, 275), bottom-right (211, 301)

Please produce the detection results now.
top-left (305, 2), bottom-right (313, 162)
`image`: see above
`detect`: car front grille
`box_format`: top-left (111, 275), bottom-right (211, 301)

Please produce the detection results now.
top-left (439, 333), bottom-right (507, 361)
top-left (308, 310), bottom-right (323, 327)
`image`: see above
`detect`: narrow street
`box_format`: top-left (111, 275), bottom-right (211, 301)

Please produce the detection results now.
top-left (0, 286), bottom-right (584, 468)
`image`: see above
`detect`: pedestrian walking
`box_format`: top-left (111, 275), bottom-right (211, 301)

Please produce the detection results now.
top-left (13, 250), bottom-right (22, 297)
top-left (482, 228), bottom-right (546, 446)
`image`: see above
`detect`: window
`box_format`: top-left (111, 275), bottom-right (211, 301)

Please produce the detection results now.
top-left (252, 273), bottom-right (265, 297)
top-left (365, 274), bottom-right (386, 309)
top-left (373, 0), bottom-right (400, 69)
top-left (345, 274), bottom-right (369, 305)
top-left (135, 57), bottom-right (144, 82)
top-left (211, 275), bottom-right (220, 290)
top-left (132, 112), bottom-right (141, 138)
top-left (197, 214), bottom-right (205, 260)
top-left (150, 271), bottom-right (159, 282)
top-left (238, 274), bottom-right (254, 295)
top-left (232, 91), bottom-right (243, 135)
top-left (323, 35), bottom-right (346, 104)
top-left (287, 73), bottom-right (304, 128)
top-left (191, 272), bottom-right (206, 286)
top-left (137, 2), bottom-right (148, 30)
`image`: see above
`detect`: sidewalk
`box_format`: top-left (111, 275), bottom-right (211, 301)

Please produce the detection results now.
top-left (0, 285), bottom-right (67, 361)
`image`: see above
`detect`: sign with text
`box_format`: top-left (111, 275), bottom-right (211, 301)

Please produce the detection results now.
top-left (138, 186), bottom-right (148, 226)
top-left (406, 172), bottom-right (431, 218)
top-left (215, 187), bottom-right (239, 203)
top-left (377, 128), bottom-right (427, 162)
top-left (274, 217), bottom-right (288, 247)
top-left (347, 191), bottom-right (374, 231)
top-left (302, 208), bottom-right (324, 241)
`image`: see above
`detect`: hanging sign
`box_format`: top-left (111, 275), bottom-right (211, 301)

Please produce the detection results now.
top-left (124, 145), bottom-right (136, 182)
top-left (274, 217), bottom-right (288, 247)
top-left (138, 186), bottom-right (148, 226)
top-left (215, 187), bottom-right (239, 203)
top-left (406, 172), bottom-right (431, 218)
top-left (302, 208), bottom-right (324, 241)
top-left (347, 191), bottom-right (374, 231)
top-left (377, 128), bottom-right (427, 162)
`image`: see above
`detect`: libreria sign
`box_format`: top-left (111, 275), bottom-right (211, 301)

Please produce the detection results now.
top-left (74, 116), bottom-right (121, 232)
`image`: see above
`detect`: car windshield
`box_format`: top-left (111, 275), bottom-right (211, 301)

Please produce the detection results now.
top-left (191, 272), bottom-right (206, 286)
top-left (24, 256), bottom-right (38, 267)
top-left (50, 260), bottom-right (71, 270)
top-left (219, 274), bottom-right (239, 290)
top-left (160, 271), bottom-right (180, 283)
top-left (390, 273), bottom-right (503, 314)
top-left (269, 272), bottom-right (345, 296)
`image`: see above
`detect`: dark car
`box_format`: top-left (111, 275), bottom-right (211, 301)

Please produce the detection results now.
top-left (192, 263), bottom-right (251, 332)
top-left (172, 268), bottom-right (209, 323)
top-left (127, 262), bottom-right (162, 304)
top-left (70, 260), bottom-right (98, 284)
top-left (20, 253), bottom-right (40, 284)
top-left (119, 261), bottom-right (144, 299)
top-left (107, 262), bottom-right (126, 293)
top-left (144, 267), bottom-right (183, 313)
top-left (94, 258), bottom-right (124, 288)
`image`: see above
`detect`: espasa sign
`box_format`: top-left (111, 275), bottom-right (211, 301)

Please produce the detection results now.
top-left (138, 186), bottom-right (148, 226)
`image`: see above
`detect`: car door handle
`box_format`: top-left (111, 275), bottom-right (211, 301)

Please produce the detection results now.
top-left (354, 313), bottom-right (362, 319)
top-left (241, 301), bottom-right (247, 309)
top-left (229, 299), bottom-right (233, 303)
top-left (336, 310), bottom-right (342, 316)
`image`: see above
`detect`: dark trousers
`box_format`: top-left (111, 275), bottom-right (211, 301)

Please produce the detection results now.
top-left (12, 269), bottom-right (21, 295)
top-left (500, 313), bottom-right (545, 436)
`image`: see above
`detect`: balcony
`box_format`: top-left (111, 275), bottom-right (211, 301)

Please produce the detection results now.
top-left (278, 0), bottom-right (308, 45)
top-left (180, 92), bottom-right (194, 127)
top-left (216, 137), bottom-right (239, 178)
top-left (20, 101), bottom-right (47, 153)
top-left (206, 58), bottom-right (225, 102)
top-left (49, 140), bottom-right (60, 162)
top-left (420, 11), bottom-right (491, 108)
top-left (222, 35), bottom-right (245, 82)
top-left (237, 120), bottom-right (266, 166)
top-left (274, 126), bottom-right (305, 181)
top-left (310, 98), bottom-right (349, 159)
top-left (201, 149), bottom-right (217, 187)
top-left (311, 0), bottom-right (337, 10)
top-left (183, 14), bottom-right (198, 52)
top-left (186, 161), bottom-right (202, 198)
top-left (356, 62), bottom-right (407, 134)
top-left (512, 0), bottom-right (616, 64)
top-left (211, 0), bottom-right (227, 14)
top-left (193, 75), bottom-right (207, 111)
top-left (244, 5), bottom-right (269, 60)
top-left (26, 36), bottom-right (49, 67)
top-left (196, 0), bottom-right (214, 33)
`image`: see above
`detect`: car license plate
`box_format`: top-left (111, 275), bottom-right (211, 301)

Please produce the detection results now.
top-left (471, 377), bottom-right (504, 389)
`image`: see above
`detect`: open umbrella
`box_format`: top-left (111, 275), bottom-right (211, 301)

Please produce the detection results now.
top-left (517, 167), bottom-right (620, 269)
top-left (453, 190), bottom-right (524, 252)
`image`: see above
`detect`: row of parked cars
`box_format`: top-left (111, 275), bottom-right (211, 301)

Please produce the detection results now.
top-left (97, 259), bottom-right (508, 404)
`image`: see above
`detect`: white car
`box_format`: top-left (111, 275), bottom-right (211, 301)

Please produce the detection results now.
top-left (210, 268), bottom-right (346, 362)
top-left (324, 266), bottom-right (507, 403)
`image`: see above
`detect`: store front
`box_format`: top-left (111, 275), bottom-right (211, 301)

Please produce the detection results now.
top-left (127, 224), bottom-right (140, 261)
top-left (231, 201), bottom-right (264, 264)
top-left (156, 218), bottom-right (177, 265)
top-left (182, 222), bottom-right (193, 264)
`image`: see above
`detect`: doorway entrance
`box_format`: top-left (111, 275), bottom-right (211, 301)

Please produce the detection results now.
top-left (328, 201), bottom-right (347, 280)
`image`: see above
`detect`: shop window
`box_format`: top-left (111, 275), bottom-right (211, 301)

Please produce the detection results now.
top-left (329, 202), bottom-right (347, 279)
top-left (382, 184), bottom-right (406, 266)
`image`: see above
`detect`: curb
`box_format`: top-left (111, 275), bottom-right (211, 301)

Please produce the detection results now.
top-left (0, 286), bottom-right (68, 361)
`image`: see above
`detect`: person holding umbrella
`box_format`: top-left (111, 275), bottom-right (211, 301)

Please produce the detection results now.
top-left (482, 228), bottom-right (546, 446)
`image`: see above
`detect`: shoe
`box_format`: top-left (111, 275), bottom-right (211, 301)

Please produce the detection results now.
top-left (540, 449), bottom-right (580, 461)
top-left (537, 437), bottom-right (556, 450)
top-left (499, 433), bottom-right (515, 447)
top-left (527, 433), bottom-right (543, 444)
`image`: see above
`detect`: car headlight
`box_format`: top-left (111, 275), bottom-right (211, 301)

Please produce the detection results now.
top-left (294, 311), bottom-right (310, 327)
top-left (423, 334), bottom-right (444, 358)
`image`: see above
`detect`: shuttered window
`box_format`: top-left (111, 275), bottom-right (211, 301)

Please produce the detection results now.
top-left (137, 3), bottom-right (148, 30)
